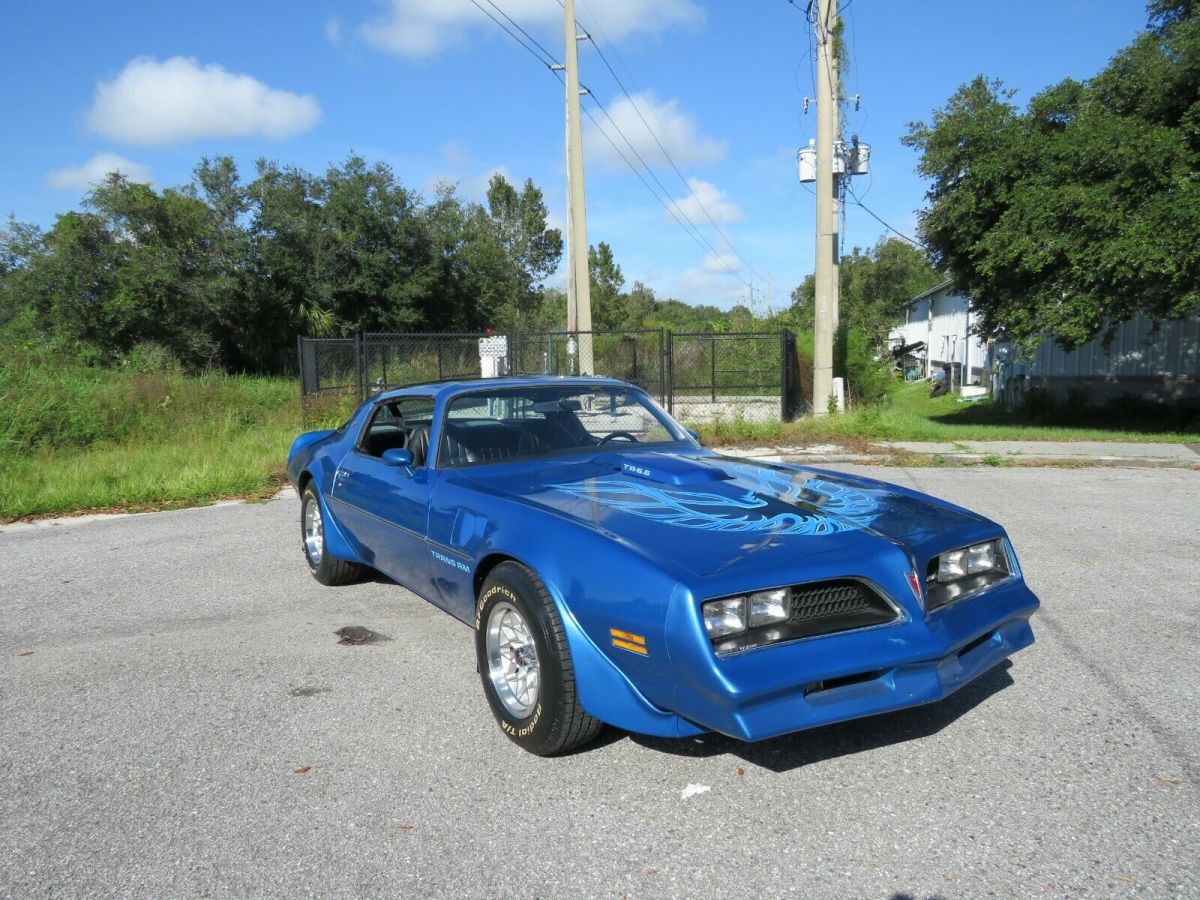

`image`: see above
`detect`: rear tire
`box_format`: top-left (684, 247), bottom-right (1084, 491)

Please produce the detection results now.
top-left (475, 562), bottom-right (603, 755)
top-left (301, 485), bottom-right (363, 586)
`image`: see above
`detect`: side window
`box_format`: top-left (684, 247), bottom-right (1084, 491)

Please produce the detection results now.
top-left (394, 397), bottom-right (434, 422)
top-left (358, 397), bottom-right (434, 459)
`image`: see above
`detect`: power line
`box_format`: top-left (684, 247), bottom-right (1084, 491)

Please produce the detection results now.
top-left (568, 76), bottom-right (753, 289)
top-left (846, 183), bottom-right (925, 248)
top-left (580, 87), bottom-right (751, 287)
top-left (581, 32), bottom-right (765, 282)
top-left (562, 0), bottom-right (765, 284)
top-left (480, 0), bottom-right (558, 65)
top-left (469, 0), bottom-right (753, 292)
top-left (466, 0), bottom-right (556, 68)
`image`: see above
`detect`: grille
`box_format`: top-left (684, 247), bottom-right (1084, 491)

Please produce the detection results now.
top-left (786, 579), bottom-right (897, 639)
top-left (790, 581), bottom-right (878, 623)
top-left (707, 579), bottom-right (901, 656)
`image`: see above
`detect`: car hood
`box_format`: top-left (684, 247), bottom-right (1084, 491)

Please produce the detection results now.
top-left (456, 448), bottom-right (993, 579)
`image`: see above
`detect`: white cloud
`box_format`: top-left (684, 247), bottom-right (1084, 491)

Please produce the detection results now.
top-left (673, 178), bottom-right (741, 224)
top-left (46, 153), bottom-right (153, 191)
top-left (360, 0), bottom-right (703, 58)
top-left (424, 164), bottom-right (511, 199)
top-left (677, 264), bottom-right (751, 308)
top-left (701, 252), bottom-right (741, 274)
top-left (325, 16), bottom-right (343, 46)
top-left (85, 56), bottom-right (321, 145)
top-left (586, 92), bottom-right (726, 170)
top-left (439, 139), bottom-right (472, 168)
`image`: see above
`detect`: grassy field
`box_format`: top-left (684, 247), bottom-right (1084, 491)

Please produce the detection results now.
top-left (0, 364), bottom-right (300, 520)
top-left (692, 381), bottom-right (1200, 446)
top-left (2, 364), bottom-right (1196, 520)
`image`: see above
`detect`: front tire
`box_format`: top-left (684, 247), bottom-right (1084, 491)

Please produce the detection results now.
top-left (301, 485), bottom-right (363, 586)
top-left (475, 562), bottom-right (603, 755)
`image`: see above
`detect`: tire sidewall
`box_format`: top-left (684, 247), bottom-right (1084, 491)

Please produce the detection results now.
top-left (475, 567), bottom-right (563, 752)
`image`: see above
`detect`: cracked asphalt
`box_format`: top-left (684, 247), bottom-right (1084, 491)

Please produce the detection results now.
top-left (1, 466), bottom-right (1197, 898)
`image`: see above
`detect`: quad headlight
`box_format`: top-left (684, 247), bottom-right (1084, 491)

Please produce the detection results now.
top-left (926, 539), bottom-right (1012, 610)
top-left (701, 580), bottom-right (900, 656)
top-left (702, 588), bottom-right (791, 638)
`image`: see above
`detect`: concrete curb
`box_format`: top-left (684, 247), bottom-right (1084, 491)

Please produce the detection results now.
top-left (715, 447), bottom-right (1199, 470)
top-left (0, 487), bottom-right (299, 535)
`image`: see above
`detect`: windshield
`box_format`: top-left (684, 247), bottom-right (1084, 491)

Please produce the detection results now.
top-left (439, 383), bottom-right (691, 467)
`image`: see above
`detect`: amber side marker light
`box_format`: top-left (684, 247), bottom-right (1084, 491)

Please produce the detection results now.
top-left (610, 628), bottom-right (648, 655)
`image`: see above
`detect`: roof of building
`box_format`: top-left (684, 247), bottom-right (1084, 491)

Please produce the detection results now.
top-left (904, 278), bottom-right (955, 308)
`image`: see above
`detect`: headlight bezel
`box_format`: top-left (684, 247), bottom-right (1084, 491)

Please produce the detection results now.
top-left (701, 578), bottom-right (902, 657)
top-left (925, 538), bottom-right (1014, 612)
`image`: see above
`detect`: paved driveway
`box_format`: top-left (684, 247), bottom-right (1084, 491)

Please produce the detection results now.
top-left (1, 466), bottom-right (1196, 898)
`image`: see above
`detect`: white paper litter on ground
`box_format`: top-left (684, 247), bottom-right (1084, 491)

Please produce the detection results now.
top-left (680, 783), bottom-right (711, 800)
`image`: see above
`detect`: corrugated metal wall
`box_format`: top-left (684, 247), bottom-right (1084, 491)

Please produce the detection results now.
top-left (1008, 312), bottom-right (1200, 378)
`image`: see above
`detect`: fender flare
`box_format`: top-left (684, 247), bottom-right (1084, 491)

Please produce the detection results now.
top-left (488, 557), bottom-right (704, 740)
top-left (303, 472), bottom-right (366, 565)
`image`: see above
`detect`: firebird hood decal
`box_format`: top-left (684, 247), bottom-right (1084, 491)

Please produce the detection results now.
top-left (549, 468), bottom-right (880, 537)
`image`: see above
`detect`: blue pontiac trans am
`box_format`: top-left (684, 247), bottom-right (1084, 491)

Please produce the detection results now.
top-left (287, 376), bottom-right (1038, 755)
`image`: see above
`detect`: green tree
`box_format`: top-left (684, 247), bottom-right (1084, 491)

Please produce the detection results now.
top-left (470, 175), bottom-right (563, 332)
top-left (248, 154), bottom-right (431, 342)
top-left (588, 241), bottom-right (627, 331)
top-left (787, 238), bottom-right (940, 345)
top-left (1, 154), bottom-right (567, 372)
top-left (6, 176), bottom-right (226, 367)
top-left (903, 1), bottom-right (1200, 348)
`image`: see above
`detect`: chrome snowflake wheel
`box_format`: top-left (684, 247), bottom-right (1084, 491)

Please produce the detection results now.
top-left (485, 601), bottom-right (540, 718)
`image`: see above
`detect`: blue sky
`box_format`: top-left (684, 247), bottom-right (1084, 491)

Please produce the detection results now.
top-left (3, 0), bottom-right (1149, 310)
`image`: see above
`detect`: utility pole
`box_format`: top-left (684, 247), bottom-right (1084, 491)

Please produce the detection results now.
top-left (563, 0), bottom-right (594, 375)
top-left (812, 0), bottom-right (840, 415)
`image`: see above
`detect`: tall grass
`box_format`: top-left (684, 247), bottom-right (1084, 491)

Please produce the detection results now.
top-left (0, 359), bottom-right (299, 518)
top-left (692, 381), bottom-right (1200, 446)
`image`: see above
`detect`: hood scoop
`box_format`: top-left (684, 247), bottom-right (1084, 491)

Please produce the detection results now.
top-left (596, 451), bottom-right (733, 486)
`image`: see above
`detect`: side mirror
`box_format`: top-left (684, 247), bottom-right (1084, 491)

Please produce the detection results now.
top-left (686, 428), bottom-right (702, 446)
top-left (381, 447), bottom-right (414, 467)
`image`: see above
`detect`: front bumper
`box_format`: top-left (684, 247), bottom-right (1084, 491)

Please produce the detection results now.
top-left (666, 578), bottom-right (1038, 741)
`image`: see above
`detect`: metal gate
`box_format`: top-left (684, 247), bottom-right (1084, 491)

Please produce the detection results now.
top-left (667, 331), bottom-right (799, 423)
top-left (299, 329), bottom-right (796, 425)
top-left (508, 330), bottom-right (666, 404)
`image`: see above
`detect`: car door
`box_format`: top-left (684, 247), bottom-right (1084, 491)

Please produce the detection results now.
top-left (329, 396), bottom-right (438, 595)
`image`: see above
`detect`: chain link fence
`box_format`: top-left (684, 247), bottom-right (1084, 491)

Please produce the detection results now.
top-left (300, 330), bottom-right (798, 426)
top-left (297, 337), bottom-right (360, 427)
top-left (509, 330), bottom-right (666, 404)
top-left (667, 331), bottom-right (800, 423)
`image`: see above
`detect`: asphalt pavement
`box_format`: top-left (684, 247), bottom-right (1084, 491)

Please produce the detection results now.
top-left (1, 466), bottom-right (1197, 898)
top-left (720, 440), bottom-right (1200, 469)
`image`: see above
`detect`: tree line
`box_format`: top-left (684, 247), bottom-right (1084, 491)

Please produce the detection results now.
top-left (0, 157), bottom-right (571, 372)
top-left (2, 0), bottom-right (1192, 385)
top-left (0, 155), bottom-right (841, 375)
top-left (904, 0), bottom-right (1199, 349)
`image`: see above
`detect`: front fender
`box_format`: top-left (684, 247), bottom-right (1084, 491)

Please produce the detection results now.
top-left (471, 529), bottom-right (705, 739)
top-left (303, 468), bottom-right (367, 566)
top-left (546, 579), bottom-right (704, 739)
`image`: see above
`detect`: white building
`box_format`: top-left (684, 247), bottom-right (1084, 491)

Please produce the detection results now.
top-left (889, 280), bottom-right (988, 384)
top-left (890, 282), bottom-right (1200, 406)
